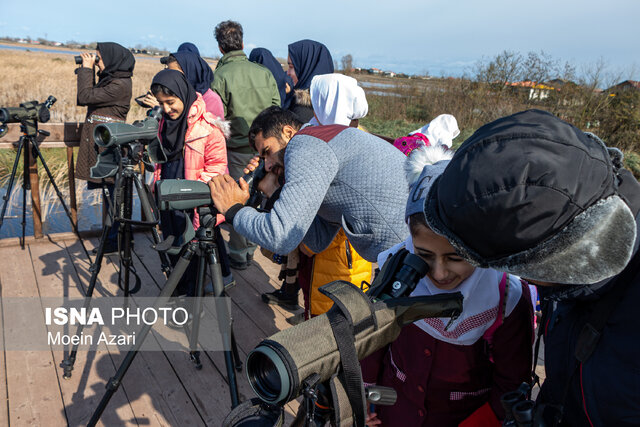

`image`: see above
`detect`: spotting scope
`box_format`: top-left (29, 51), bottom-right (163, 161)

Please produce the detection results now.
top-left (245, 250), bottom-right (463, 406)
top-left (0, 96), bottom-right (57, 125)
top-left (155, 161), bottom-right (266, 211)
top-left (93, 106), bottom-right (162, 147)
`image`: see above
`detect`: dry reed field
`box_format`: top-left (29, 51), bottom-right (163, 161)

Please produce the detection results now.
top-left (0, 49), bottom-right (167, 122)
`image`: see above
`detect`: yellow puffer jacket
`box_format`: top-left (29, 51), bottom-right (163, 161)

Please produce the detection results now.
top-left (309, 229), bottom-right (372, 316)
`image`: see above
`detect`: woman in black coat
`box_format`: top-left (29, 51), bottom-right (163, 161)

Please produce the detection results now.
top-left (75, 42), bottom-right (135, 252)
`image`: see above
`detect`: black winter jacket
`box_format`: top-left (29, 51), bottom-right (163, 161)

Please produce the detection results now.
top-left (537, 168), bottom-right (640, 426)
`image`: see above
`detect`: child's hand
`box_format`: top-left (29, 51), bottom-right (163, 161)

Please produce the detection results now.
top-left (141, 92), bottom-right (159, 108)
top-left (366, 412), bottom-right (382, 426)
top-left (243, 156), bottom-right (261, 175)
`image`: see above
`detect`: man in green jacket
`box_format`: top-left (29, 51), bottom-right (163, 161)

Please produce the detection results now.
top-left (212, 20), bottom-right (280, 269)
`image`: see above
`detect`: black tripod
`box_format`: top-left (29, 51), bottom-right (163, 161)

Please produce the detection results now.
top-left (61, 144), bottom-right (171, 379)
top-left (87, 205), bottom-right (242, 426)
top-left (0, 116), bottom-right (92, 259)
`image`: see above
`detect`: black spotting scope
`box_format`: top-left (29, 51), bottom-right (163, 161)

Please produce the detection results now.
top-left (0, 96), bottom-right (57, 125)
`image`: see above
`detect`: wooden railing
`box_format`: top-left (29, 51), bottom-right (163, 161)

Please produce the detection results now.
top-left (0, 123), bottom-right (82, 239)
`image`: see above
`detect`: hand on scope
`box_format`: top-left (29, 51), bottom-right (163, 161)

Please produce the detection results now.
top-left (81, 52), bottom-right (96, 69)
top-left (257, 171), bottom-right (280, 198)
top-left (208, 174), bottom-right (250, 216)
top-left (243, 156), bottom-right (261, 175)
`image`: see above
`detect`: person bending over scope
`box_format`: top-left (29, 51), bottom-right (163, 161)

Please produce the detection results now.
top-left (207, 106), bottom-right (409, 265)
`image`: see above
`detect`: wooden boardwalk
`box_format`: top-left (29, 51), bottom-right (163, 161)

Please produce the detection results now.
top-left (0, 230), bottom-right (302, 426)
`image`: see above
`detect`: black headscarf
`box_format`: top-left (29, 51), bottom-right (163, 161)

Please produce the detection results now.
top-left (96, 42), bottom-right (135, 87)
top-left (287, 40), bottom-right (334, 90)
top-left (249, 48), bottom-right (294, 109)
top-left (177, 42), bottom-right (200, 55)
top-left (171, 51), bottom-right (214, 95)
top-left (152, 69), bottom-right (197, 162)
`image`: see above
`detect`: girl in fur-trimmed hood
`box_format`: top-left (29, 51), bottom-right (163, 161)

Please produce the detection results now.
top-left (361, 145), bottom-right (534, 426)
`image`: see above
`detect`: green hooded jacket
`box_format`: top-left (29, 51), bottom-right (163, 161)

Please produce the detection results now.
top-left (211, 50), bottom-right (281, 152)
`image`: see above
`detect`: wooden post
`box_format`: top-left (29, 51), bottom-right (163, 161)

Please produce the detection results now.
top-left (66, 147), bottom-right (78, 228)
top-left (26, 140), bottom-right (43, 239)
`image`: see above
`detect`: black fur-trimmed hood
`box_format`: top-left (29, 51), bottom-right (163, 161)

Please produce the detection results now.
top-left (424, 109), bottom-right (638, 285)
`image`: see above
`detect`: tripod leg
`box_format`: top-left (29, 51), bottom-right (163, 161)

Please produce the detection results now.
top-left (21, 138), bottom-right (30, 248)
top-left (206, 249), bottom-right (240, 408)
top-left (230, 329), bottom-right (242, 372)
top-left (188, 250), bottom-right (207, 370)
top-left (61, 223), bottom-right (110, 379)
top-left (88, 243), bottom-right (196, 427)
top-left (0, 137), bottom-right (25, 234)
top-left (120, 176), bottom-right (133, 300)
top-left (21, 170), bottom-right (27, 249)
top-left (132, 174), bottom-right (171, 277)
top-left (30, 140), bottom-right (93, 262)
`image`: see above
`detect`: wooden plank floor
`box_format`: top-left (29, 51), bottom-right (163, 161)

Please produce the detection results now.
top-left (0, 231), bottom-right (303, 427)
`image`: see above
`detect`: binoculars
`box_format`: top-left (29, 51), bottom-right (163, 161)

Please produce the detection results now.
top-left (74, 55), bottom-right (99, 65)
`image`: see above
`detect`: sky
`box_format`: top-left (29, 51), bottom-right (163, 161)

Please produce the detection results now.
top-left (1, 0), bottom-right (639, 80)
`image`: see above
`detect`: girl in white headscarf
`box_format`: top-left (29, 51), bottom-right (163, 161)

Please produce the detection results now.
top-left (309, 73), bottom-right (368, 127)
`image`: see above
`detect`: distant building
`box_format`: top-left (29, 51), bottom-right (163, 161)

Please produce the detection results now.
top-left (368, 68), bottom-right (382, 75)
top-left (606, 80), bottom-right (640, 92)
top-left (507, 80), bottom-right (555, 100)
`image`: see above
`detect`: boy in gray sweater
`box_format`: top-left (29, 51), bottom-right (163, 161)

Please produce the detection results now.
top-left (208, 107), bottom-right (409, 264)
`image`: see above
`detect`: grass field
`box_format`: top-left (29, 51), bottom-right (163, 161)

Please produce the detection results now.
top-left (0, 49), bottom-right (164, 123)
top-left (1, 47), bottom-right (638, 176)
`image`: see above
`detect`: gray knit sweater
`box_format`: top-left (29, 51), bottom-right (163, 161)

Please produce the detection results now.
top-left (233, 125), bottom-right (409, 262)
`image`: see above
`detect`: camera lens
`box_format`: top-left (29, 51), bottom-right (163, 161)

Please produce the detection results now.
top-left (247, 353), bottom-right (281, 401)
top-left (246, 346), bottom-right (291, 405)
top-left (74, 55), bottom-right (82, 65)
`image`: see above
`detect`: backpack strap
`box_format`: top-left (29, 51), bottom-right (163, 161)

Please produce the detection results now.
top-left (483, 273), bottom-right (508, 361)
